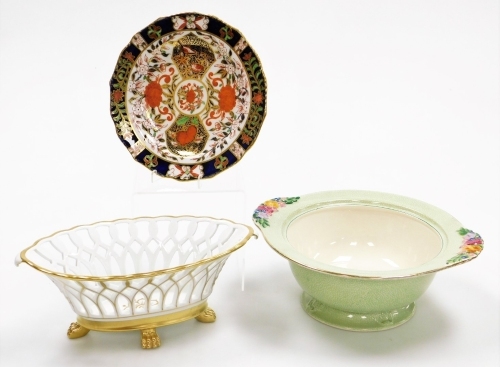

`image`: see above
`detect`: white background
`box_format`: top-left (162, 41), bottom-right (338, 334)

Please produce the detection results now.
top-left (1, 0), bottom-right (499, 366)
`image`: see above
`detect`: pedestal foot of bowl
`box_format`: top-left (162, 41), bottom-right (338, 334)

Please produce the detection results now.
top-left (301, 292), bottom-right (415, 331)
top-left (141, 328), bottom-right (161, 349)
top-left (67, 322), bottom-right (90, 339)
top-left (195, 307), bottom-right (216, 323)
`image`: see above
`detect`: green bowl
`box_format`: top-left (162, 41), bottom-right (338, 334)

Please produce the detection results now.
top-left (253, 191), bottom-right (483, 331)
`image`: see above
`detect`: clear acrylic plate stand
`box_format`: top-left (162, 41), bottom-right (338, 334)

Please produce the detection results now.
top-left (131, 165), bottom-right (248, 290)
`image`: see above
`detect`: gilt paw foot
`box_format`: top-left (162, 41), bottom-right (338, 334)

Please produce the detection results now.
top-left (141, 328), bottom-right (161, 349)
top-left (195, 307), bottom-right (216, 323)
top-left (67, 322), bottom-right (90, 339)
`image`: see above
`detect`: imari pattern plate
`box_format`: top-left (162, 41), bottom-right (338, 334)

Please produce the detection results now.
top-left (110, 13), bottom-right (267, 181)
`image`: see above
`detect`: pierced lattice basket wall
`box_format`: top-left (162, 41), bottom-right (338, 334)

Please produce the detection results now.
top-left (17, 216), bottom-right (253, 348)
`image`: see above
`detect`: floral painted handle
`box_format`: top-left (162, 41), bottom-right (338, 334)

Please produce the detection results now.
top-left (252, 197), bottom-right (300, 228)
top-left (446, 228), bottom-right (484, 264)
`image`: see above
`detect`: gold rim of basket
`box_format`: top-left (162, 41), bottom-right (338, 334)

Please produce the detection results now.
top-left (18, 215), bottom-right (254, 281)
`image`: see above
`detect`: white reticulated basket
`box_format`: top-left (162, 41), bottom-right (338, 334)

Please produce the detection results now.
top-left (16, 216), bottom-right (254, 349)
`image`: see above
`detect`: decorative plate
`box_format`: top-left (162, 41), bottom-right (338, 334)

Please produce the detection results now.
top-left (110, 13), bottom-right (267, 181)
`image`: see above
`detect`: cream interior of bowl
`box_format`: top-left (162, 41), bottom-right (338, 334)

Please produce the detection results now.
top-left (286, 205), bottom-right (443, 271)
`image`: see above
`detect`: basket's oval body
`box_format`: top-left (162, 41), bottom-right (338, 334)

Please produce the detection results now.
top-left (47, 256), bottom-right (228, 320)
top-left (18, 216), bottom-right (253, 345)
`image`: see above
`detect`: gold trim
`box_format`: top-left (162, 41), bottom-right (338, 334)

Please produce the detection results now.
top-left (77, 302), bottom-right (208, 331)
top-left (18, 215), bottom-right (254, 281)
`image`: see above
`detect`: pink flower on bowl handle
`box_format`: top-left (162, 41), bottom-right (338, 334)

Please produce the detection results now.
top-left (446, 228), bottom-right (484, 264)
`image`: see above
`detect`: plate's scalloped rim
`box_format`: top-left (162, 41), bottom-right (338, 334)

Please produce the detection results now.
top-left (109, 12), bottom-right (267, 181)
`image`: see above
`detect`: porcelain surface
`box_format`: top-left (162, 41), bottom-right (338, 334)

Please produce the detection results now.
top-left (110, 12), bottom-right (266, 180)
top-left (253, 190), bottom-right (483, 331)
top-left (16, 216), bottom-right (253, 348)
